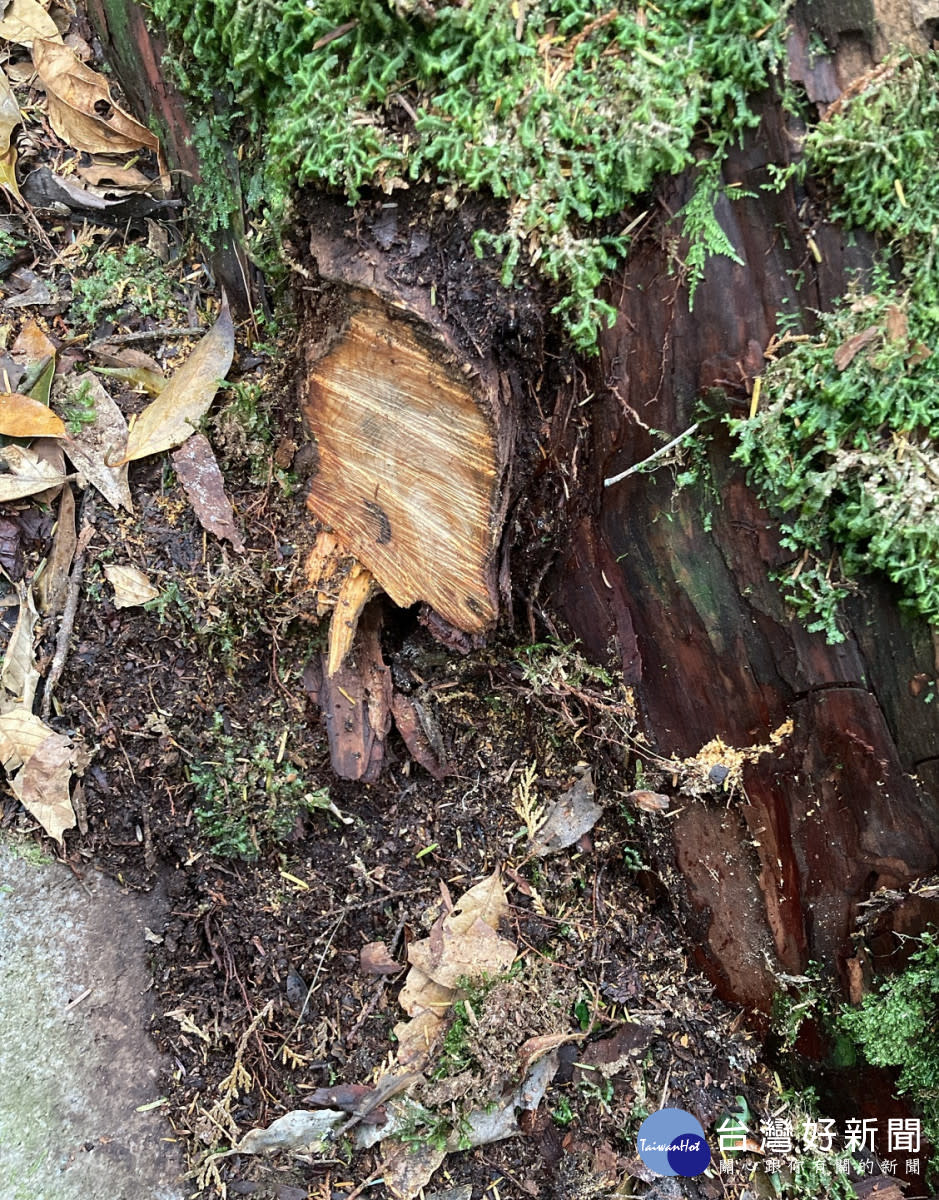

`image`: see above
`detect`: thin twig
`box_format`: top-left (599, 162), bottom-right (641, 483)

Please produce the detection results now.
top-left (41, 498), bottom-right (96, 721)
top-left (603, 422), bottom-right (700, 487)
top-left (86, 327), bottom-right (205, 352)
top-left (276, 911), bottom-right (345, 1060)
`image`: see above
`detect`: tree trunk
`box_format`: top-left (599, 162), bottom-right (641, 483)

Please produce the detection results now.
top-left (89, 0), bottom-right (939, 1016)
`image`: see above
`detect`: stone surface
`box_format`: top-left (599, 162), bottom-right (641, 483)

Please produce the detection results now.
top-left (0, 840), bottom-right (183, 1200)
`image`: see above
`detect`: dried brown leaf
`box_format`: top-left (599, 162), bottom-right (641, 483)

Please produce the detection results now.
top-left (32, 38), bottom-right (158, 156)
top-left (885, 304), bottom-right (908, 344)
top-left (0, 707), bottom-right (54, 771)
top-left (0, 443), bottom-right (68, 501)
top-left (171, 432), bottom-right (245, 552)
top-left (0, 390), bottom-right (66, 438)
top-left (833, 324), bottom-right (880, 371)
top-left (0, 581), bottom-right (39, 711)
top-left (445, 868), bottom-right (509, 935)
top-left (529, 770), bottom-right (603, 856)
top-left (9, 729), bottom-right (75, 842)
top-left (0, 66), bottom-right (23, 203)
top-left (407, 919), bottom-right (517, 990)
top-left (36, 482), bottom-right (76, 615)
top-left (116, 300), bottom-right (234, 464)
top-left (56, 373), bottom-right (131, 510)
top-left (104, 564), bottom-right (158, 608)
top-left (360, 941), bottom-right (404, 975)
top-left (0, 0), bottom-right (60, 46)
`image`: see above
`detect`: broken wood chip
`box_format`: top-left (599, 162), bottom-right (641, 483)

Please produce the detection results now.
top-left (326, 561), bottom-right (375, 676)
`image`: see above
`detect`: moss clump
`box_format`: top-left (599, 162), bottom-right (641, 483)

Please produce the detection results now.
top-left (729, 55), bottom-right (939, 639)
top-left (150, 0), bottom-right (788, 348)
top-left (835, 930), bottom-right (939, 1181)
top-left (189, 714), bottom-right (334, 859)
top-left (70, 243), bottom-right (179, 328)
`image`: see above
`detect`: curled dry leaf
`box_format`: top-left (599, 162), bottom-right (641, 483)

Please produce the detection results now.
top-left (0, 581), bottom-right (39, 712)
top-left (237, 1108), bottom-right (343, 1155)
top-left (0, 0), bottom-right (60, 46)
top-left (31, 38), bottom-right (158, 156)
top-left (171, 432), bottom-right (245, 552)
top-left (360, 941), bottom-right (404, 975)
top-left (56, 373), bottom-right (131, 511)
top-left (393, 870), bottom-right (515, 1070)
top-left (35, 482), bottom-right (76, 615)
top-left (104, 564), bottom-right (159, 608)
top-left (0, 67), bottom-right (23, 203)
top-left (0, 708), bottom-right (76, 842)
top-left (0, 443), bottom-right (69, 502)
top-left (115, 300), bottom-right (235, 464)
top-left (0, 391), bottom-right (67, 438)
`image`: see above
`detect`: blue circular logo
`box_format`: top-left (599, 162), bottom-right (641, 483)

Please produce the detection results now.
top-left (637, 1108), bottom-right (711, 1177)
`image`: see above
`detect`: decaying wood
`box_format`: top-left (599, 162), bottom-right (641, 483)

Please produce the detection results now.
top-left (302, 295), bottom-right (502, 634)
top-left (327, 564), bottom-right (376, 677)
top-left (303, 603), bottom-right (392, 784)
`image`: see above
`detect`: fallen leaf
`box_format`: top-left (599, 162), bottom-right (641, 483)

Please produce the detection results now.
top-left (12, 318), bottom-right (57, 363)
top-left (833, 324), bottom-right (880, 371)
top-left (408, 918), bottom-right (517, 989)
top-left (529, 770), bottom-right (603, 857)
top-left (31, 434), bottom-right (66, 502)
top-left (55, 373), bottom-right (132, 510)
top-left (32, 39), bottom-right (159, 155)
top-left (0, 581), bottom-right (39, 711)
top-left (0, 391), bottom-right (66, 438)
top-left (624, 789), bottom-right (671, 813)
top-left (171, 432), bottom-right (245, 551)
top-left (8, 729), bottom-right (75, 842)
top-left (360, 941), bottom-right (404, 975)
top-left (92, 364), bottom-right (166, 396)
top-left (0, 0), bottom-right (60, 46)
top-left (0, 515), bottom-right (23, 578)
top-left (0, 443), bottom-right (69, 502)
top-left (0, 707), bottom-right (55, 771)
top-left (90, 344), bottom-right (163, 374)
top-left (518, 1031), bottom-right (583, 1075)
top-left (0, 67), bottom-right (23, 203)
top-left (381, 1139), bottom-right (447, 1200)
top-left (35, 482), bottom-right (76, 615)
top-left (393, 871), bottom-right (515, 1070)
top-left (116, 300), bottom-right (234, 464)
top-left (104, 564), bottom-right (159, 608)
top-left (237, 1108), bottom-right (343, 1155)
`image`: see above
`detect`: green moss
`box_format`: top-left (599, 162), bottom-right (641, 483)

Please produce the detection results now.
top-left (189, 714), bottom-right (334, 859)
top-left (729, 55), bottom-right (939, 638)
top-left (70, 244), bottom-right (179, 328)
top-left (835, 930), bottom-right (939, 1180)
top-left (150, 0), bottom-right (789, 349)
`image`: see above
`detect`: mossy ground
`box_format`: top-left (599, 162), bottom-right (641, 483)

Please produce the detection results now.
top-left (151, 0), bottom-right (789, 348)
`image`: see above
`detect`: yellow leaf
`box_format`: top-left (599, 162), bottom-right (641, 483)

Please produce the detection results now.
top-left (31, 38), bottom-right (158, 156)
top-left (103, 564), bottom-right (159, 608)
top-left (0, 0), bottom-right (61, 46)
top-left (0, 391), bottom-right (66, 438)
top-left (115, 300), bottom-right (235, 464)
top-left (0, 67), bottom-right (23, 202)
